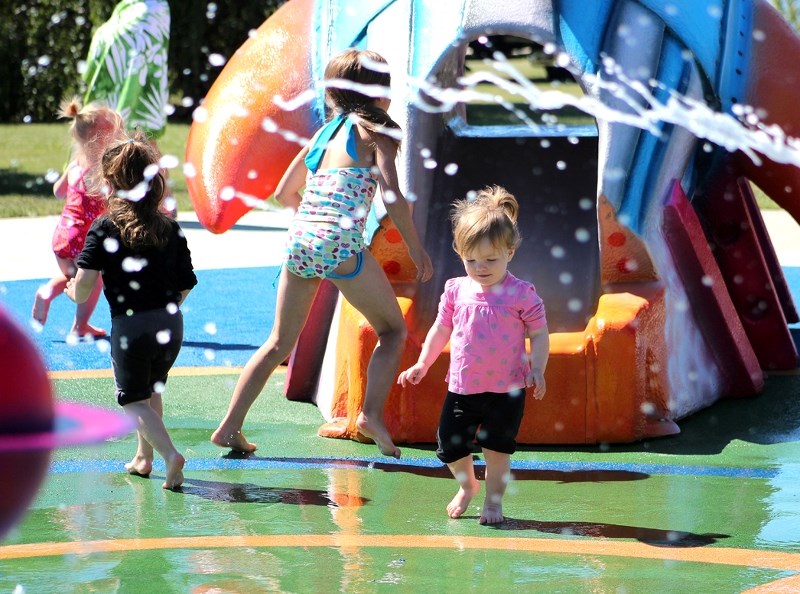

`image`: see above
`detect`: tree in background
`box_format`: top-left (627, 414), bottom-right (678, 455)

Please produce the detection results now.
top-left (4, 1), bottom-right (798, 124)
top-left (1, 1), bottom-right (284, 123)
top-left (772, 0), bottom-right (800, 30)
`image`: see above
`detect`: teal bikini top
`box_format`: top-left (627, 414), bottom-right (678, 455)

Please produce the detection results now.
top-left (304, 113), bottom-right (360, 174)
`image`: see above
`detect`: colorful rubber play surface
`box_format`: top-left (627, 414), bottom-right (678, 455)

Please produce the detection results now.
top-left (2, 265), bottom-right (800, 592)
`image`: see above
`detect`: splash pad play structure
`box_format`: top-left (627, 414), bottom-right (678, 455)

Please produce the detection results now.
top-left (185, 0), bottom-right (800, 445)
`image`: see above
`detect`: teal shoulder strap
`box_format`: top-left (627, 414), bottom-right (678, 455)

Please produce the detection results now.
top-left (304, 113), bottom-right (359, 173)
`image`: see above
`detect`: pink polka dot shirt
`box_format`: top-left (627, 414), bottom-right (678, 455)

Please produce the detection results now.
top-left (435, 272), bottom-right (547, 395)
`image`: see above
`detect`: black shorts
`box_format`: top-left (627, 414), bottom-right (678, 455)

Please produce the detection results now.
top-left (436, 389), bottom-right (526, 464)
top-left (111, 309), bottom-right (184, 406)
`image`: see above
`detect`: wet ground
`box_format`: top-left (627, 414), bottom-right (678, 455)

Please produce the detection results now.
top-left (1, 211), bottom-right (800, 593)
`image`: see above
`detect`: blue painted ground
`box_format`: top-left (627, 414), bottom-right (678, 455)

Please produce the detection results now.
top-left (1, 264), bottom-right (798, 372)
top-left (0, 266), bottom-right (280, 371)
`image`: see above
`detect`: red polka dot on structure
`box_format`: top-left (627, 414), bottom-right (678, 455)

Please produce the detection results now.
top-left (608, 232), bottom-right (626, 247)
top-left (384, 228), bottom-right (402, 243)
top-left (383, 261), bottom-right (401, 275)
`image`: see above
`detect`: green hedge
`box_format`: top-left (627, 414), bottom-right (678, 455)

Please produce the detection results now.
top-left (1, 0), bottom-right (285, 123)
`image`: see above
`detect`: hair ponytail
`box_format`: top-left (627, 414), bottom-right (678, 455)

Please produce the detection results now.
top-left (450, 186), bottom-right (522, 257)
top-left (324, 49), bottom-right (401, 146)
top-left (102, 133), bottom-right (172, 250)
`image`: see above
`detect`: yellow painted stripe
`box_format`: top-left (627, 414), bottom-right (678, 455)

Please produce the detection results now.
top-left (742, 572), bottom-right (800, 593)
top-left (47, 366), bottom-right (282, 380)
top-left (1, 534), bottom-right (799, 572)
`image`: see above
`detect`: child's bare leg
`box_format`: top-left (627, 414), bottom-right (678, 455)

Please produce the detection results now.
top-left (355, 320), bottom-right (406, 458)
top-left (210, 341), bottom-right (283, 452)
top-left (33, 256), bottom-right (75, 325)
top-left (335, 255), bottom-right (405, 458)
top-left (32, 277), bottom-right (68, 325)
top-left (125, 394), bottom-right (162, 476)
top-left (446, 455), bottom-right (481, 519)
top-left (123, 398), bottom-right (184, 490)
top-left (480, 448), bottom-right (511, 525)
top-left (72, 274), bottom-right (106, 337)
top-left (211, 269), bottom-right (319, 452)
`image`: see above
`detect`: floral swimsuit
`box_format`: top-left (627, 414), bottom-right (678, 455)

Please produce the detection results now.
top-left (284, 114), bottom-right (377, 279)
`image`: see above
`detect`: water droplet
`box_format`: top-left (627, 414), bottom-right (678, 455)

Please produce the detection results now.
top-left (208, 53), bottom-right (227, 67)
top-left (568, 298), bottom-right (582, 312)
top-left (192, 107), bottom-right (209, 123)
top-left (219, 186), bottom-right (236, 202)
top-left (122, 257), bottom-right (147, 272)
top-left (160, 155), bottom-right (179, 170)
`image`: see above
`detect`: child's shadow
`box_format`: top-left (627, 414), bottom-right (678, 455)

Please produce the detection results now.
top-left (170, 476), bottom-right (369, 507)
top-left (245, 456), bottom-right (650, 483)
top-left (492, 517), bottom-right (729, 547)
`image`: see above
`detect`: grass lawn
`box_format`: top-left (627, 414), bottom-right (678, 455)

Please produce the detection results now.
top-left (0, 123), bottom-right (192, 218)
top-left (0, 99), bottom-right (779, 218)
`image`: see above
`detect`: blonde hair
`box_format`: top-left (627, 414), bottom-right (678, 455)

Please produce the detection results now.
top-left (59, 96), bottom-right (125, 192)
top-left (324, 48), bottom-right (400, 146)
top-left (450, 185), bottom-right (522, 257)
top-left (102, 132), bottom-right (172, 250)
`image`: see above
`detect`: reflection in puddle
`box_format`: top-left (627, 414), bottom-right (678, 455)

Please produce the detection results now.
top-left (176, 476), bottom-right (368, 506)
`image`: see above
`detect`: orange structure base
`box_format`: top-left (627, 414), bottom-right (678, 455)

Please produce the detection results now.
top-left (318, 284), bottom-right (679, 446)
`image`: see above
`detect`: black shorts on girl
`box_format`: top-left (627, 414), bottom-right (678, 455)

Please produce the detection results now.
top-left (111, 308), bottom-right (184, 406)
top-left (436, 389), bottom-right (526, 464)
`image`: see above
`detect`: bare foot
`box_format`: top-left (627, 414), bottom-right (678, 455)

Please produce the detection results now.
top-left (163, 453), bottom-right (185, 490)
top-left (32, 292), bottom-right (51, 325)
top-left (210, 427), bottom-right (257, 452)
top-left (356, 412), bottom-right (401, 458)
top-left (73, 323), bottom-right (107, 338)
top-left (124, 455), bottom-right (152, 477)
top-left (479, 502), bottom-right (504, 525)
top-left (447, 479), bottom-right (481, 519)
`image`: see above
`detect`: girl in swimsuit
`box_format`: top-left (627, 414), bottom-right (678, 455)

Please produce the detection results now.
top-left (211, 48), bottom-right (433, 458)
top-left (32, 98), bottom-right (124, 337)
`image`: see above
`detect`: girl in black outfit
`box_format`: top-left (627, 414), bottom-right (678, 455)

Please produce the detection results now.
top-left (66, 133), bottom-right (197, 490)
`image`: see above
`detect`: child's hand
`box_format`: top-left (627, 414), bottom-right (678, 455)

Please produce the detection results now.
top-left (397, 363), bottom-right (427, 387)
top-left (527, 369), bottom-right (546, 400)
top-left (64, 278), bottom-right (77, 303)
top-left (411, 247), bottom-right (433, 283)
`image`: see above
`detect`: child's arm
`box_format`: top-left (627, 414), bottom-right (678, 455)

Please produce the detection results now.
top-left (397, 322), bottom-right (452, 386)
top-left (274, 143), bottom-right (311, 211)
top-left (526, 325), bottom-right (550, 400)
top-left (53, 162), bottom-right (75, 199)
top-left (64, 268), bottom-right (100, 304)
top-left (374, 136), bottom-right (433, 283)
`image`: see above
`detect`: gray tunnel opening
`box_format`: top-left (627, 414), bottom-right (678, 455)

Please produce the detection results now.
top-left (408, 35), bottom-right (601, 334)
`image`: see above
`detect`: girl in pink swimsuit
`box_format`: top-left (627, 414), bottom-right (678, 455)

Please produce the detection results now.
top-left (211, 49), bottom-right (433, 458)
top-left (32, 98), bottom-right (124, 336)
top-left (398, 186), bottom-right (550, 525)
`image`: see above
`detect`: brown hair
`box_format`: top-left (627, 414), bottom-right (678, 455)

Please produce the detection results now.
top-left (450, 185), bottom-right (522, 257)
top-left (102, 132), bottom-right (172, 250)
top-left (324, 48), bottom-right (401, 145)
top-left (59, 97), bottom-right (125, 193)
